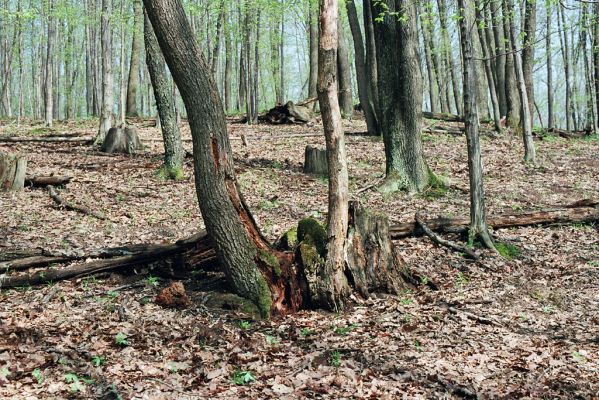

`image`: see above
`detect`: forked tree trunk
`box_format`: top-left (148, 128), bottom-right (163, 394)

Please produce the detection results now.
top-left (144, 10), bottom-right (184, 173)
top-left (458, 0), bottom-right (495, 249)
top-left (0, 152), bottom-right (26, 191)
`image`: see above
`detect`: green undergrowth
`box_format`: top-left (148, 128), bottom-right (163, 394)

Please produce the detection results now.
top-left (155, 166), bottom-right (185, 181)
top-left (494, 242), bottom-right (521, 259)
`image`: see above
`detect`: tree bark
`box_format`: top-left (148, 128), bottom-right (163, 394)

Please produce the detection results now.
top-left (372, 0), bottom-right (431, 194)
top-left (419, 10), bottom-right (438, 113)
top-left (502, 4), bottom-right (520, 127)
top-left (0, 152), bottom-right (26, 191)
top-left (44, 0), bottom-right (55, 127)
top-left (96, 0), bottom-right (114, 145)
top-left (458, 0), bottom-right (495, 249)
top-left (363, 0), bottom-right (379, 120)
top-left (308, 1), bottom-right (318, 105)
top-left (336, 16), bottom-right (353, 117)
top-left (546, 2), bottom-right (554, 128)
top-left (521, 0), bottom-right (536, 118)
top-left (437, 0), bottom-right (461, 115)
top-left (126, 0), bottom-right (143, 117)
top-left (490, 0), bottom-right (507, 117)
top-left (346, 0), bottom-right (379, 134)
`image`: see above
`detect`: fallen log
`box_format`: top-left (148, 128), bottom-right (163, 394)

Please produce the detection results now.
top-left (423, 125), bottom-right (496, 136)
top-left (0, 136), bottom-right (93, 143)
top-left (25, 175), bottom-right (72, 187)
top-left (0, 232), bottom-right (215, 288)
top-left (422, 111), bottom-right (464, 122)
top-left (390, 200), bottom-right (599, 239)
top-left (47, 186), bottom-right (107, 220)
top-left (539, 127), bottom-right (593, 139)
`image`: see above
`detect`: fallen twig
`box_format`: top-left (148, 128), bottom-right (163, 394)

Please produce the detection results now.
top-left (415, 212), bottom-right (479, 259)
top-left (47, 186), bottom-right (106, 220)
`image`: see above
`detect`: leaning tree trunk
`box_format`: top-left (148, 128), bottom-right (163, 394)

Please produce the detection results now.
top-left (0, 152), bottom-right (26, 191)
top-left (143, 0), bottom-right (305, 318)
top-left (372, 0), bottom-right (431, 194)
top-left (458, 0), bottom-right (495, 249)
top-left (126, 0), bottom-right (143, 117)
top-left (95, 0), bottom-right (114, 145)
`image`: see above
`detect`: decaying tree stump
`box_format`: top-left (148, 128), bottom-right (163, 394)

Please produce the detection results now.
top-left (0, 152), bottom-right (27, 191)
top-left (261, 101), bottom-right (313, 124)
top-left (303, 146), bottom-right (328, 175)
top-left (100, 126), bottom-right (143, 154)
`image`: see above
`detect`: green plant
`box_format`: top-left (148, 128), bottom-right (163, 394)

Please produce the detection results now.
top-left (265, 335), bottom-right (280, 345)
top-left (455, 272), bottom-right (470, 287)
top-left (414, 340), bottom-right (423, 352)
top-left (495, 242), bottom-right (521, 259)
top-left (542, 306), bottom-right (554, 314)
top-left (32, 368), bottom-right (43, 384)
top-left (333, 324), bottom-right (359, 335)
top-left (115, 332), bottom-right (129, 346)
top-left (399, 298), bottom-right (413, 305)
top-left (588, 260), bottom-right (599, 268)
top-left (64, 373), bottom-right (93, 393)
top-left (299, 328), bottom-right (313, 337)
top-left (232, 370), bottom-right (256, 385)
top-left (0, 367), bottom-right (9, 379)
top-left (145, 276), bottom-right (160, 287)
top-left (238, 321), bottom-right (252, 330)
top-left (330, 350), bottom-right (341, 367)
top-left (155, 166), bottom-right (185, 181)
top-left (91, 356), bottom-right (105, 367)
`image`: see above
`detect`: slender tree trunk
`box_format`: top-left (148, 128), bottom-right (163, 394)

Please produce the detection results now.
top-left (372, 0), bottom-right (431, 194)
top-left (270, 17), bottom-right (282, 105)
top-left (505, 0), bottom-right (536, 163)
top-left (44, 0), bottom-right (55, 127)
top-left (317, 0), bottom-right (350, 309)
top-left (593, 3), bottom-right (599, 129)
top-left (437, 0), bottom-right (461, 115)
top-left (558, 4), bottom-right (573, 131)
top-left (502, 1), bottom-right (521, 128)
top-left (144, 10), bottom-right (184, 175)
top-left (336, 16), bottom-right (353, 117)
top-left (96, 0), bottom-right (114, 145)
top-left (490, 0), bottom-right (507, 117)
top-left (422, 8), bottom-right (449, 113)
top-left (224, 6), bottom-right (232, 112)
top-left (363, 0), bottom-right (379, 119)
top-left (521, 0), bottom-right (536, 118)
top-left (346, 0), bottom-right (378, 134)
top-left (279, 6), bottom-right (285, 102)
top-left (457, 0), bottom-right (494, 250)
top-left (126, 0), bottom-right (143, 117)
top-left (308, 1), bottom-right (318, 103)
top-left (16, 0), bottom-right (23, 125)
top-left (546, 2), bottom-right (553, 128)
top-left (119, 0), bottom-right (126, 123)
top-left (210, 0), bottom-right (226, 77)
top-left (419, 11), bottom-right (438, 113)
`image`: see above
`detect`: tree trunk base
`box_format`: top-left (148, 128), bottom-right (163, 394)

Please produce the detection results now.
top-left (100, 126), bottom-right (143, 154)
top-left (303, 146), bottom-right (328, 175)
top-left (0, 152), bottom-right (26, 191)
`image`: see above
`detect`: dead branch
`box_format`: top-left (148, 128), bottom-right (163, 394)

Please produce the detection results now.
top-left (415, 212), bottom-right (479, 259)
top-left (25, 175), bottom-right (72, 187)
top-left (0, 136), bottom-right (93, 143)
top-left (47, 186), bottom-right (107, 220)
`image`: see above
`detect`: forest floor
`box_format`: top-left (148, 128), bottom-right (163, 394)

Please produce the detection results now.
top-left (0, 117), bottom-right (598, 399)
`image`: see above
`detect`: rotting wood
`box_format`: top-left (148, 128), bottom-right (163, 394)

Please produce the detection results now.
top-left (47, 186), bottom-right (107, 220)
top-left (25, 175), bottom-right (72, 187)
top-left (0, 152), bottom-right (27, 191)
top-left (391, 200), bottom-right (599, 239)
top-left (415, 212), bottom-right (479, 259)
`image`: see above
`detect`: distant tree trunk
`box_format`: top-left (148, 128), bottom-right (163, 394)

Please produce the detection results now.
top-left (490, 0), bottom-right (507, 117)
top-left (270, 17), bottom-right (282, 105)
top-left (437, 0), bottom-right (461, 115)
top-left (337, 17), bottom-right (353, 117)
top-left (224, 8), bottom-right (232, 112)
top-left (126, 0), bottom-right (143, 117)
top-left (144, 10), bottom-right (183, 175)
top-left (546, 2), bottom-right (553, 128)
top-left (85, 0), bottom-right (94, 116)
top-left (96, 0), bottom-right (114, 145)
top-left (457, 0), bottom-right (494, 250)
top-left (210, 0), bottom-right (225, 77)
top-left (419, 11), bottom-right (438, 113)
top-left (475, 1), bottom-right (501, 131)
top-left (521, 0), bottom-right (536, 118)
top-left (118, 0), bottom-right (126, 123)
top-left (16, 0), bottom-right (23, 125)
top-left (308, 1), bottom-right (318, 103)
top-left (372, 0), bottom-right (431, 194)
top-left (363, 0), bottom-right (379, 119)
top-left (505, 0), bottom-right (536, 163)
top-left (346, 0), bottom-right (378, 134)
top-left (558, 4), bottom-right (573, 131)
top-left (44, 0), bottom-right (55, 127)
top-left (422, 7), bottom-right (449, 113)
top-left (279, 9), bottom-right (285, 102)
top-left (502, 1), bottom-right (520, 128)
top-left (594, 3), bottom-right (599, 129)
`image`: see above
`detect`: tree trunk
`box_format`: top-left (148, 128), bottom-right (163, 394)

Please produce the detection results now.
top-left (595, 3), bottom-right (599, 130)
top-left (372, 0), bottom-right (431, 194)
top-left (363, 0), bottom-right (379, 120)
top-left (303, 145), bottom-right (328, 175)
top-left (521, 0), bottom-right (536, 118)
top-left (437, 0), bottom-right (461, 115)
top-left (210, 0), bottom-right (226, 78)
top-left (490, 0), bottom-right (507, 117)
top-left (458, 0), bottom-right (495, 249)
top-left (224, 6), bottom-right (232, 112)
top-left (546, 3), bottom-right (554, 129)
top-left (126, 0), bottom-right (143, 117)
top-left (308, 1), bottom-right (318, 105)
top-left (419, 10), bottom-right (438, 113)
top-left (346, 0), bottom-right (379, 134)
top-left (96, 0), bottom-right (114, 145)
top-left (0, 152), bottom-right (27, 191)
top-left (558, 4), bottom-right (573, 131)
top-left (502, 4), bottom-right (520, 128)
top-left (44, 0), bottom-right (55, 127)
top-left (336, 17), bottom-right (353, 117)
top-left (505, 0), bottom-right (536, 163)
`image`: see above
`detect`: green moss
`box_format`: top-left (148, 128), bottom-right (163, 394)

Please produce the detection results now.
top-left (255, 276), bottom-right (273, 319)
top-left (297, 218), bottom-right (327, 256)
top-left (297, 243), bottom-right (324, 272)
top-left (257, 249), bottom-right (282, 277)
top-left (155, 165), bottom-right (185, 181)
top-left (428, 167), bottom-right (450, 189)
top-left (275, 227), bottom-right (297, 250)
top-left (495, 242), bottom-right (521, 260)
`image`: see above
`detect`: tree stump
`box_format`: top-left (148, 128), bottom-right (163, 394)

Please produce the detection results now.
top-left (303, 146), bottom-right (328, 176)
top-left (0, 152), bottom-right (27, 191)
top-left (344, 202), bottom-right (405, 297)
top-left (100, 126), bottom-right (143, 154)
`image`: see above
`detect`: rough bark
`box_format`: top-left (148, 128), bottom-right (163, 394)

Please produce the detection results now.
top-left (521, 0), bottom-right (536, 117)
top-left (0, 152), bottom-right (26, 191)
top-left (126, 0), bottom-right (143, 117)
top-left (100, 126), bottom-right (143, 154)
top-left (372, 0), bottom-right (431, 194)
top-left (490, 0), bottom-right (507, 117)
top-left (458, 0), bottom-right (495, 249)
top-left (502, 4), bottom-right (520, 127)
top-left (346, 0), bottom-right (379, 134)
top-left (363, 0), bottom-right (379, 119)
top-left (308, 1), bottom-right (318, 105)
top-left (44, 0), bottom-right (55, 127)
top-left (546, 3), bottom-right (554, 128)
top-left (144, 10), bottom-right (184, 173)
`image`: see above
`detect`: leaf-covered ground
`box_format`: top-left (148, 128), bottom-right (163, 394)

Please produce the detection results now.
top-left (1, 118), bottom-right (598, 399)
